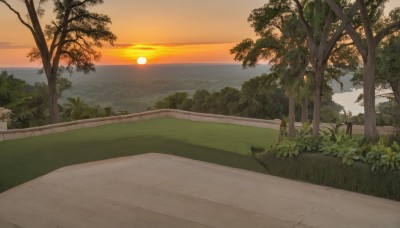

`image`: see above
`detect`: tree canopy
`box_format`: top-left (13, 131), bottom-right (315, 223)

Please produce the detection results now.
top-left (0, 0), bottom-right (117, 123)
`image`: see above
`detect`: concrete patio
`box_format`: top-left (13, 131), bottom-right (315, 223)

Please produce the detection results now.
top-left (0, 153), bottom-right (399, 228)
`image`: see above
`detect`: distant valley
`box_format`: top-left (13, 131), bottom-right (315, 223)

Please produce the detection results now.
top-left (2, 64), bottom-right (269, 112)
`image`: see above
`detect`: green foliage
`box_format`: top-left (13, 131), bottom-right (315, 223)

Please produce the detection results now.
top-left (268, 123), bottom-right (400, 172)
top-left (0, 71), bottom-right (123, 128)
top-left (366, 137), bottom-right (400, 172)
top-left (61, 97), bottom-right (122, 121)
top-left (0, 72), bottom-right (50, 128)
top-left (27, 0), bottom-right (117, 74)
top-left (0, 71), bottom-right (26, 106)
top-left (272, 122), bottom-right (317, 157)
top-left (376, 101), bottom-right (400, 127)
top-left (254, 151), bottom-right (400, 201)
top-left (320, 130), bottom-right (360, 165)
top-left (320, 106), bottom-right (340, 123)
top-left (275, 140), bottom-right (300, 158)
top-left (154, 75), bottom-right (290, 119)
top-left (294, 122), bottom-right (318, 152)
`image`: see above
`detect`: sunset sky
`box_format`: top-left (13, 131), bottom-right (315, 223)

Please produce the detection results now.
top-left (0, 0), bottom-right (398, 67)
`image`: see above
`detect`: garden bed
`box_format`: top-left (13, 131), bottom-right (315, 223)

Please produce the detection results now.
top-left (253, 150), bottom-right (400, 201)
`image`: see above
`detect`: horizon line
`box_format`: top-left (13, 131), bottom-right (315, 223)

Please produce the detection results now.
top-left (0, 63), bottom-right (269, 69)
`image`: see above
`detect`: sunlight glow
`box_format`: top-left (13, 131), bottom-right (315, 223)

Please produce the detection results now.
top-left (137, 57), bottom-right (147, 65)
top-left (103, 43), bottom-right (237, 65)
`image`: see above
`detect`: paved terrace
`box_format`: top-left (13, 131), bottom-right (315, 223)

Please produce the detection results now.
top-left (0, 153), bottom-right (399, 228)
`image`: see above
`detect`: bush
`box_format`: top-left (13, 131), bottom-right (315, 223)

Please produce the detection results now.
top-left (269, 123), bottom-right (400, 173)
top-left (253, 151), bottom-right (400, 201)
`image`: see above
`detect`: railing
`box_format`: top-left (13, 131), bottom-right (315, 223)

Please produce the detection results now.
top-left (0, 109), bottom-right (397, 141)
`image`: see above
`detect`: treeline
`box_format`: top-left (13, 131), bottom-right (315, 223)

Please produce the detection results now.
top-left (153, 74), bottom-right (343, 123)
top-left (349, 102), bottom-right (400, 127)
top-left (0, 71), bottom-right (127, 129)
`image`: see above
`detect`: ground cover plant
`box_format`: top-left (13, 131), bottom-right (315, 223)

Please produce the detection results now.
top-left (252, 124), bottom-right (400, 200)
top-left (0, 117), bottom-right (277, 193)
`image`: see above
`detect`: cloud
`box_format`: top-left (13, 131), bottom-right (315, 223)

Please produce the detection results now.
top-left (150, 42), bottom-right (233, 47)
top-left (113, 44), bottom-right (133, 48)
top-left (111, 42), bottom-right (233, 48)
top-left (0, 42), bottom-right (30, 49)
top-left (133, 47), bottom-right (156, 50)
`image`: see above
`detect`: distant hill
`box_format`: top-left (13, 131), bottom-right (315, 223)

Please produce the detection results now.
top-left (2, 64), bottom-right (269, 112)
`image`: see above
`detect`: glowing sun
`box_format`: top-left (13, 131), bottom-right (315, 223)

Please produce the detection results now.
top-left (137, 57), bottom-right (147, 65)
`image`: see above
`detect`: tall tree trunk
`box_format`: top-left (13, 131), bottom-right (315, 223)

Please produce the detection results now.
top-left (391, 81), bottom-right (400, 106)
top-left (312, 67), bottom-right (324, 136)
top-left (301, 97), bottom-right (309, 122)
top-left (288, 94), bottom-right (296, 138)
top-left (47, 76), bottom-right (59, 124)
top-left (363, 51), bottom-right (377, 139)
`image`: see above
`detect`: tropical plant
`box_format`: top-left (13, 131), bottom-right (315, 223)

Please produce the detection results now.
top-left (320, 130), bottom-right (360, 165)
top-left (275, 140), bottom-right (301, 158)
top-left (366, 137), bottom-right (400, 172)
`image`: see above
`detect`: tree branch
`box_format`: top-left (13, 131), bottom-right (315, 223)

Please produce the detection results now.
top-left (325, 0), bottom-right (367, 58)
top-left (324, 3), bottom-right (359, 63)
top-left (375, 20), bottom-right (400, 45)
top-left (293, 0), bottom-right (315, 45)
top-left (293, 0), bottom-right (317, 67)
top-left (331, 41), bottom-right (355, 56)
top-left (0, 0), bottom-right (35, 33)
top-left (319, 8), bottom-right (335, 52)
top-left (356, 0), bottom-right (374, 46)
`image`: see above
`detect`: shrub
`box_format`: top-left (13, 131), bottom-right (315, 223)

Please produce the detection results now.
top-left (366, 137), bottom-right (400, 172)
top-left (269, 123), bottom-right (400, 173)
top-left (254, 151), bottom-right (400, 201)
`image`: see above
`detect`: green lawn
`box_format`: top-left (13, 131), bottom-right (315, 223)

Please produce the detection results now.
top-left (0, 117), bottom-right (278, 192)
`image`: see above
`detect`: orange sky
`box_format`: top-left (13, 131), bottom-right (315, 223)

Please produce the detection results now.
top-left (0, 0), bottom-right (398, 67)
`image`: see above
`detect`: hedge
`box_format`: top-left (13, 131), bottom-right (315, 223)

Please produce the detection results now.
top-left (253, 151), bottom-right (400, 201)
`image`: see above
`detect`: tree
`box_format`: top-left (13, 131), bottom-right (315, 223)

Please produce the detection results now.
top-left (298, 73), bottom-right (313, 122)
top-left (238, 74), bottom-right (287, 119)
top-left (63, 97), bottom-right (88, 120)
top-left (293, 0), bottom-right (360, 136)
top-left (376, 34), bottom-right (400, 105)
top-left (0, 0), bottom-right (117, 124)
top-left (231, 1), bottom-right (308, 138)
top-left (154, 92), bottom-right (192, 110)
top-left (191, 90), bottom-right (211, 113)
top-left (0, 71), bottom-right (26, 106)
top-left (325, 0), bottom-right (400, 138)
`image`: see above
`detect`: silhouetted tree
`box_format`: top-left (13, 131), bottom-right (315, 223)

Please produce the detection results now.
top-left (0, 0), bottom-right (117, 123)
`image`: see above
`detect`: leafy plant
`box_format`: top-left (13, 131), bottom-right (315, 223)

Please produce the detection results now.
top-left (295, 122), bottom-right (319, 152)
top-left (270, 122), bottom-right (318, 158)
top-left (268, 122), bottom-right (400, 173)
top-left (275, 139), bottom-right (300, 158)
top-left (366, 137), bottom-right (400, 172)
top-left (319, 124), bottom-right (362, 165)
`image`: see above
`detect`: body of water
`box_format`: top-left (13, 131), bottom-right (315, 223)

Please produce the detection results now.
top-left (332, 88), bottom-right (391, 115)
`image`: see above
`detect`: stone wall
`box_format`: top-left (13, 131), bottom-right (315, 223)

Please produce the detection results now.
top-left (0, 108), bottom-right (11, 131)
top-left (0, 109), bottom-right (397, 142)
top-left (0, 122), bottom-right (7, 131)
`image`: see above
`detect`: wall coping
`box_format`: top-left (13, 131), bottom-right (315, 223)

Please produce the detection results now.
top-left (0, 109), bottom-right (398, 142)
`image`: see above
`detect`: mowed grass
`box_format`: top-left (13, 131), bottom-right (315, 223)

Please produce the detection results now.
top-left (0, 117), bottom-right (278, 192)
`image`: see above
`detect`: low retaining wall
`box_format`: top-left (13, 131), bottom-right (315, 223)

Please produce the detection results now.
top-left (0, 109), bottom-right (397, 142)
